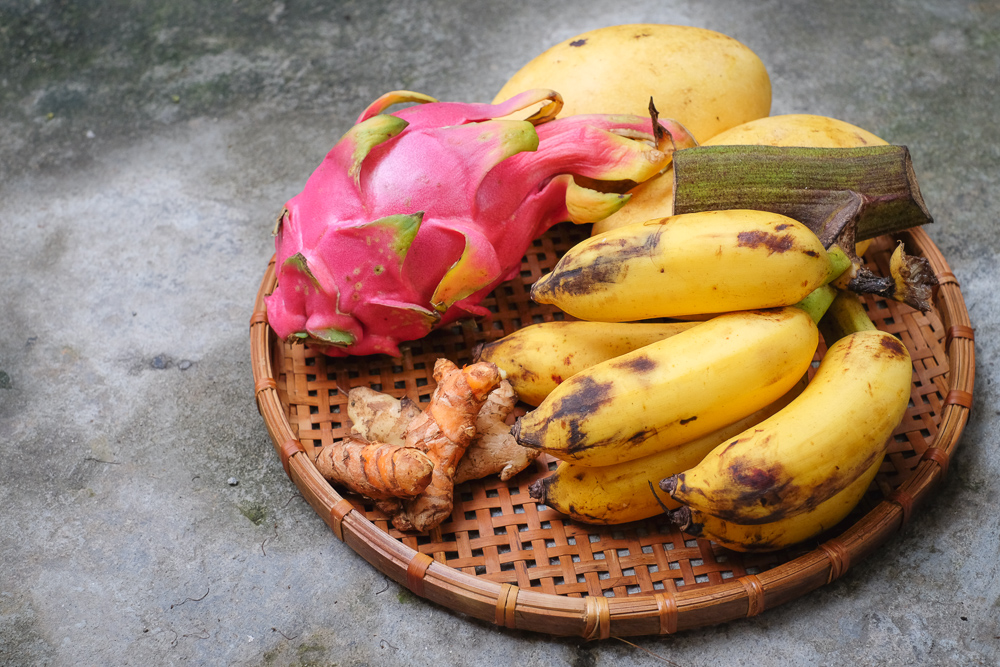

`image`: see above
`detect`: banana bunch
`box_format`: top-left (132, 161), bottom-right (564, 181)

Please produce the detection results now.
top-left (485, 209), bottom-right (914, 552)
top-left (659, 292), bottom-right (912, 551)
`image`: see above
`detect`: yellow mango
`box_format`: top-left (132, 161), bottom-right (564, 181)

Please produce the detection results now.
top-left (493, 24), bottom-right (771, 141)
top-left (702, 113), bottom-right (887, 148)
top-left (588, 171), bottom-right (676, 235)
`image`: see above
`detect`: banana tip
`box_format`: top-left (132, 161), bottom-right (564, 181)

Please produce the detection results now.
top-left (509, 418), bottom-right (523, 442)
top-left (528, 276), bottom-right (552, 304)
top-left (528, 477), bottom-right (549, 502)
top-left (509, 417), bottom-right (539, 449)
top-left (659, 475), bottom-right (679, 496)
top-left (667, 506), bottom-right (697, 534)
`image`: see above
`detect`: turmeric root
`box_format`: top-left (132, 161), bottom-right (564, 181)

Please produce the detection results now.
top-left (348, 387), bottom-right (422, 446)
top-left (315, 436), bottom-right (434, 500)
top-left (390, 358), bottom-right (502, 532)
top-left (348, 380), bottom-right (537, 483)
top-left (455, 380), bottom-right (538, 483)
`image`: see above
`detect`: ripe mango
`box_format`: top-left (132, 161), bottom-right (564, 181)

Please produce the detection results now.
top-left (702, 114), bottom-right (887, 148)
top-left (494, 24), bottom-right (771, 141)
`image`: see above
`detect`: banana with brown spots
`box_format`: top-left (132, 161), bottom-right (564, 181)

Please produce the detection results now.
top-left (661, 327), bottom-right (911, 526)
top-left (529, 209), bottom-right (850, 322)
top-left (512, 306), bottom-right (819, 467)
top-left (668, 455), bottom-right (884, 552)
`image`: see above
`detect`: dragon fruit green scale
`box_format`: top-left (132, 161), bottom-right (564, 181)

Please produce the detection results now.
top-left (265, 89), bottom-right (696, 357)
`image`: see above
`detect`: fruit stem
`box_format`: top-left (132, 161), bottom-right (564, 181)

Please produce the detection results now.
top-left (825, 244), bottom-right (853, 283)
top-left (671, 144), bottom-right (933, 243)
top-left (820, 289), bottom-right (877, 344)
top-left (831, 241), bottom-right (936, 313)
top-left (794, 284), bottom-right (838, 325)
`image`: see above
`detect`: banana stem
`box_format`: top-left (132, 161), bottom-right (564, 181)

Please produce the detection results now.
top-left (825, 244), bottom-right (853, 283)
top-left (671, 144), bottom-right (933, 243)
top-left (788, 247), bottom-right (850, 325)
top-left (794, 284), bottom-right (838, 325)
top-left (820, 289), bottom-right (877, 344)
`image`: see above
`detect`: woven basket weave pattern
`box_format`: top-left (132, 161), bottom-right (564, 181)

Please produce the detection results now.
top-left (251, 223), bottom-right (973, 637)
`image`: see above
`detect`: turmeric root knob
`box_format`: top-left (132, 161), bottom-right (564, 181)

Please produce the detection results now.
top-left (420, 359), bottom-right (500, 445)
top-left (348, 387), bottom-right (422, 445)
top-left (315, 436), bottom-right (434, 500)
top-left (390, 358), bottom-right (503, 532)
top-left (454, 380), bottom-right (537, 483)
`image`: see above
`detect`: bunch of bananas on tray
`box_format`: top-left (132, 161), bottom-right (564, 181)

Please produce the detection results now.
top-left (477, 208), bottom-right (917, 552)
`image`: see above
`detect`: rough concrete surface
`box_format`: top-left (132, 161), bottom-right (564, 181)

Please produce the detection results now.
top-left (1, 1), bottom-right (997, 665)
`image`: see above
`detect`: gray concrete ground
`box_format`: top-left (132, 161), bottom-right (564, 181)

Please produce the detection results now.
top-left (1, 1), bottom-right (998, 665)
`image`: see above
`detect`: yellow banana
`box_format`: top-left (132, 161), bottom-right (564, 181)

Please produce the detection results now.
top-left (530, 209), bottom-right (848, 322)
top-left (528, 377), bottom-right (806, 524)
top-left (670, 455), bottom-right (883, 552)
top-left (663, 327), bottom-right (911, 524)
top-left (512, 307), bottom-right (818, 467)
top-left (644, 281), bottom-right (839, 325)
top-left (474, 320), bottom-right (698, 406)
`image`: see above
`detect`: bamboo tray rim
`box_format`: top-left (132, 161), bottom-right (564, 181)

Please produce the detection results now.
top-left (249, 226), bottom-right (975, 639)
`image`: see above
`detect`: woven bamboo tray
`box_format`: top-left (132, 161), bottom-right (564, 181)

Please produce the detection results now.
top-left (249, 223), bottom-right (974, 639)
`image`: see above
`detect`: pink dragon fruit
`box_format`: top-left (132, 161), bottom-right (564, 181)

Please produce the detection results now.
top-left (265, 89), bottom-right (695, 357)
